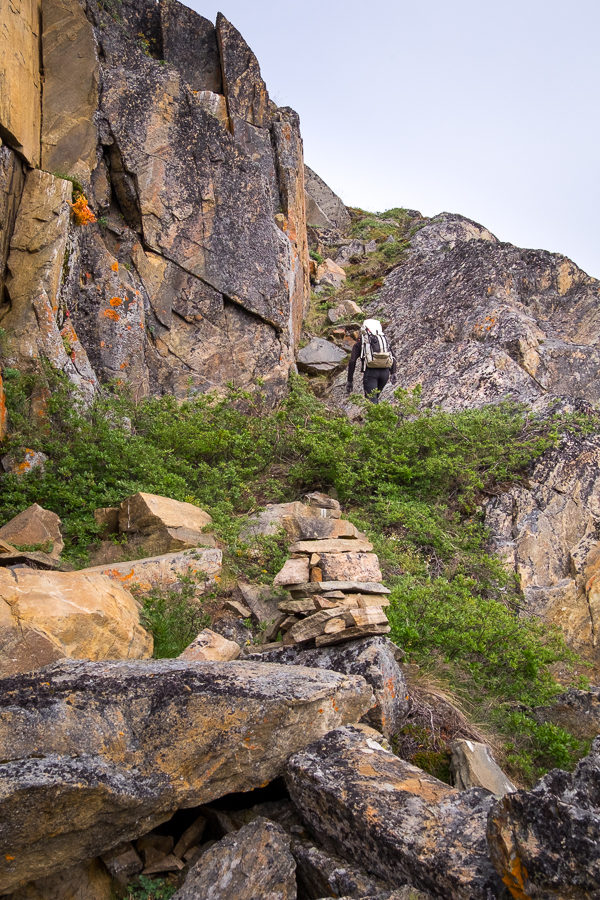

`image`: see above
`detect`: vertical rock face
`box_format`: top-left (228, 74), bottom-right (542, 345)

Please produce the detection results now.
top-left (0, 0), bottom-right (42, 166)
top-left (0, 0), bottom-right (310, 402)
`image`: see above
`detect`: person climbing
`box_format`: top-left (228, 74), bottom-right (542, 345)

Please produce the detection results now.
top-left (346, 318), bottom-right (397, 403)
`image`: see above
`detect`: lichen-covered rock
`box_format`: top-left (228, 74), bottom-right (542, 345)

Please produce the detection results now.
top-left (286, 726), bottom-right (502, 899)
top-left (172, 817), bottom-right (296, 900)
top-left (291, 836), bottom-right (402, 899)
top-left (485, 429), bottom-right (600, 672)
top-left (318, 551), bottom-right (383, 583)
top-left (297, 338), bottom-right (347, 374)
top-left (0, 659), bottom-right (373, 893)
top-left (82, 547), bottom-right (222, 592)
top-left (0, 567), bottom-right (153, 677)
top-left (487, 736), bottom-right (600, 898)
top-left (247, 637), bottom-right (408, 739)
top-left (374, 212), bottom-right (600, 411)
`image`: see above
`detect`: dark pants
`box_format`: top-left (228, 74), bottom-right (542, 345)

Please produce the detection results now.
top-left (363, 368), bottom-right (390, 403)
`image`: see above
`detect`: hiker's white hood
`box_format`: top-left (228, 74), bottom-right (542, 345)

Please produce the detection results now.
top-left (362, 318), bottom-right (384, 335)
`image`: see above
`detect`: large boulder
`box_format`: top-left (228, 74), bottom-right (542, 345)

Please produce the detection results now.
top-left (172, 817), bottom-right (296, 899)
top-left (248, 637), bottom-right (408, 739)
top-left (0, 658), bottom-right (373, 893)
top-left (0, 567), bottom-right (152, 677)
top-left (286, 726), bottom-right (502, 899)
top-left (487, 736), bottom-right (600, 898)
top-left (118, 492), bottom-right (215, 554)
top-left (0, 503), bottom-right (64, 561)
top-left (297, 338), bottom-right (347, 375)
top-left (450, 740), bottom-right (516, 798)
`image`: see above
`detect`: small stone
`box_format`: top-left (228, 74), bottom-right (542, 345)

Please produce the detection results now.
top-left (101, 842), bottom-right (143, 885)
top-left (290, 538), bottom-right (373, 554)
top-left (224, 599), bottom-right (252, 618)
top-left (179, 628), bottom-right (241, 662)
top-left (274, 557), bottom-right (310, 586)
top-left (310, 566), bottom-right (323, 582)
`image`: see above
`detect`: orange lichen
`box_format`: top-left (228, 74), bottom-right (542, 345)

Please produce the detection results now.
top-left (70, 195), bottom-right (96, 226)
top-left (109, 297), bottom-right (123, 307)
top-left (111, 261), bottom-right (119, 272)
top-left (102, 309), bottom-right (120, 321)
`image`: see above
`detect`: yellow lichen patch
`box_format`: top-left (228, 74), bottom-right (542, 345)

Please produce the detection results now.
top-left (102, 309), bottom-right (120, 321)
top-left (70, 195), bottom-right (96, 226)
top-left (109, 297), bottom-right (123, 307)
top-left (111, 261), bottom-right (119, 272)
top-left (502, 853), bottom-right (531, 900)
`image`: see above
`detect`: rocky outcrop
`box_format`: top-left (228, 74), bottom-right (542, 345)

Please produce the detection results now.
top-left (117, 492), bottom-right (215, 554)
top-left (0, 0), bottom-right (42, 167)
top-left (172, 817), bottom-right (297, 900)
top-left (286, 726), bottom-right (503, 899)
top-left (0, 0), bottom-right (310, 403)
top-left (0, 658), bottom-right (373, 893)
top-left (297, 336), bottom-right (348, 374)
top-left (372, 212), bottom-right (600, 411)
top-left (487, 736), bottom-right (600, 898)
top-left (304, 165), bottom-right (351, 233)
top-left (0, 567), bottom-right (153, 676)
top-left (485, 429), bottom-right (600, 671)
top-left (450, 740), bottom-right (516, 798)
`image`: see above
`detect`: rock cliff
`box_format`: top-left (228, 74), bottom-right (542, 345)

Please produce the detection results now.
top-left (0, 0), bottom-right (310, 402)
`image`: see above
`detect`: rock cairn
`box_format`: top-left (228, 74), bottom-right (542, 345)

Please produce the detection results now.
top-left (271, 492), bottom-right (391, 648)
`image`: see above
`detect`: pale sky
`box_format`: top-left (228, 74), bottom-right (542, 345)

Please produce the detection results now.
top-left (191, 0), bottom-right (600, 279)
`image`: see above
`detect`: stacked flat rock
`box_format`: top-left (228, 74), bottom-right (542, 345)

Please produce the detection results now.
top-left (272, 496), bottom-right (390, 648)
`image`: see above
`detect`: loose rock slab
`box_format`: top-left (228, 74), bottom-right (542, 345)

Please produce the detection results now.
top-left (118, 492), bottom-right (215, 553)
top-left (0, 659), bottom-right (373, 893)
top-left (285, 727), bottom-right (502, 899)
top-left (172, 817), bottom-right (296, 899)
top-left (0, 503), bottom-right (64, 561)
top-left (82, 547), bottom-right (222, 592)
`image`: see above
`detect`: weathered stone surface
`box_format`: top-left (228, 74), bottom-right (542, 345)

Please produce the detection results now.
top-left (292, 836), bottom-right (400, 900)
top-left (179, 628), bottom-right (241, 662)
top-left (41, 0), bottom-right (99, 185)
top-left (118, 492), bottom-right (215, 553)
top-left (274, 556), bottom-right (310, 586)
top-left (328, 297), bottom-right (363, 324)
top-left (375, 212), bottom-right (600, 411)
top-left (304, 166), bottom-right (351, 233)
top-left (241, 502), bottom-right (357, 542)
top-left (1, 169), bottom-right (97, 395)
top-left (100, 842), bottom-right (143, 885)
top-left (0, 567), bottom-right (152, 677)
top-left (82, 547), bottom-right (222, 592)
top-left (314, 623), bottom-right (391, 647)
top-left (487, 736), bottom-right (600, 898)
top-left (318, 551), bottom-right (383, 583)
top-left (173, 817), bottom-right (296, 899)
top-left (290, 538), bottom-right (373, 554)
top-left (450, 740), bottom-right (516, 798)
top-left (334, 239), bottom-right (366, 268)
top-left (0, 658), bottom-right (373, 892)
top-left (0, 0), bottom-right (41, 166)
top-left (0, 144), bottom-right (25, 299)
top-left (247, 637), bottom-right (408, 738)
top-left (289, 581), bottom-right (391, 595)
top-left (304, 491), bottom-right (341, 514)
top-left (297, 338), bottom-right (347, 374)
top-left (216, 13), bottom-right (270, 128)
top-left (486, 430), bottom-right (600, 672)
top-left (237, 582), bottom-right (284, 624)
top-left (0, 448), bottom-right (48, 475)
top-left (7, 859), bottom-right (113, 900)
top-left (93, 506), bottom-right (119, 536)
top-left (534, 685), bottom-right (600, 740)
top-left (160, 0), bottom-right (222, 93)
top-left (0, 503), bottom-right (64, 560)
top-left (286, 726), bottom-right (502, 899)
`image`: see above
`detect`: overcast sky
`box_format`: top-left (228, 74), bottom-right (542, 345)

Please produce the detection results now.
top-left (192, 0), bottom-right (599, 279)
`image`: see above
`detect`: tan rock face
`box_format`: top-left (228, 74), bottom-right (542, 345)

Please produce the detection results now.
top-left (83, 547), bottom-right (222, 593)
top-left (0, 0), bottom-right (41, 166)
top-left (0, 144), bottom-right (25, 301)
top-left (0, 567), bottom-right (153, 677)
top-left (216, 13), bottom-right (270, 128)
top-left (450, 739), bottom-right (516, 798)
top-left (274, 557), bottom-right (310, 586)
top-left (8, 860), bottom-right (113, 900)
top-left (118, 492), bottom-right (215, 554)
top-left (318, 552), bottom-right (383, 583)
top-left (41, 0), bottom-right (99, 185)
top-left (0, 658), bottom-right (373, 892)
top-left (179, 628), bottom-right (241, 662)
top-left (0, 503), bottom-right (64, 560)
